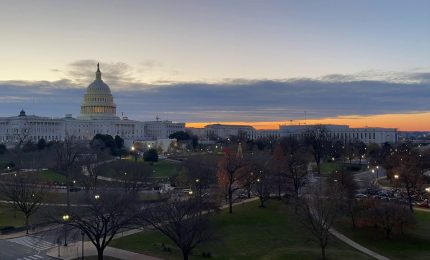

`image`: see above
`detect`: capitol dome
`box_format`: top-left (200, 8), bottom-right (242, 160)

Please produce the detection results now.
top-left (79, 63), bottom-right (118, 119)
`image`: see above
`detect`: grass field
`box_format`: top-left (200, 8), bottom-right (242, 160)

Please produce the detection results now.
top-left (335, 210), bottom-right (430, 260)
top-left (0, 205), bottom-right (25, 228)
top-left (38, 169), bottom-right (67, 184)
top-left (320, 162), bottom-right (342, 174)
top-left (111, 200), bottom-right (371, 260)
top-left (151, 160), bottom-right (180, 178)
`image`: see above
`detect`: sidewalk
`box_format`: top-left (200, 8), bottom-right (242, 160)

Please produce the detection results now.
top-left (45, 197), bottom-right (259, 260)
top-left (0, 223), bottom-right (58, 240)
top-left (46, 241), bottom-right (162, 260)
top-left (330, 228), bottom-right (390, 260)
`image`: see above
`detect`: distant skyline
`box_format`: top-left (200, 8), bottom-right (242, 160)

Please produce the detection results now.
top-left (0, 0), bottom-right (429, 130)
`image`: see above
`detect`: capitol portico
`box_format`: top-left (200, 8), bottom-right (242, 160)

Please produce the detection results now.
top-left (0, 64), bottom-right (185, 147)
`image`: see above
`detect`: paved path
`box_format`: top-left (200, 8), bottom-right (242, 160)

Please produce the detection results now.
top-left (330, 228), bottom-right (390, 260)
top-left (46, 241), bottom-right (161, 260)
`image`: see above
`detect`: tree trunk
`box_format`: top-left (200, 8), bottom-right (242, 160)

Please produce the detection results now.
top-left (182, 249), bottom-right (189, 260)
top-left (386, 228), bottom-right (391, 239)
top-left (316, 161), bottom-right (321, 175)
top-left (259, 197), bottom-right (265, 208)
top-left (228, 190), bottom-right (233, 214)
top-left (25, 215), bottom-right (29, 234)
top-left (406, 187), bottom-right (414, 212)
top-left (97, 248), bottom-right (104, 260)
top-left (321, 245), bottom-right (326, 260)
top-left (351, 212), bottom-right (356, 229)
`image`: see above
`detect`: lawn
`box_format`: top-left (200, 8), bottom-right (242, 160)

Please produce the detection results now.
top-left (335, 210), bottom-right (430, 260)
top-left (111, 200), bottom-right (371, 260)
top-left (98, 159), bottom-right (180, 179)
top-left (151, 160), bottom-right (180, 178)
top-left (320, 162), bottom-right (342, 174)
top-left (38, 169), bottom-right (67, 184)
top-left (0, 205), bottom-right (25, 228)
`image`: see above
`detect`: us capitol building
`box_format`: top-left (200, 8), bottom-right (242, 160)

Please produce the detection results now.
top-left (0, 64), bottom-right (185, 147)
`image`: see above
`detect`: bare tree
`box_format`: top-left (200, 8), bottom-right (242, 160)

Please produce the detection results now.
top-left (393, 150), bottom-right (424, 212)
top-left (140, 197), bottom-right (212, 260)
top-left (217, 147), bottom-right (246, 214)
top-left (296, 183), bottom-right (341, 260)
top-left (304, 126), bottom-right (330, 175)
top-left (330, 168), bottom-right (359, 228)
top-left (50, 188), bottom-right (140, 260)
top-left (53, 135), bottom-right (82, 211)
top-left (365, 201), bottom-right (415, 239)
top-left (0, 174), bottom-right (46, 234)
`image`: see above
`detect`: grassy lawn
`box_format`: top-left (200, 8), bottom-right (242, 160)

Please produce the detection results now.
top-left (320, 162), bottom-right (342, 174)
top-left (98, 160), bottom-right (180, 179)
top-left (0, 205), bottom-right (25, 228)
top-left (38, 169), bottom-right (67, 184)
top-left (335, 210), bottom-right (430, 260)
top-left (151, 160), bottom-right (180, 178)
top-left (111, 200), bottom-right (371, 260)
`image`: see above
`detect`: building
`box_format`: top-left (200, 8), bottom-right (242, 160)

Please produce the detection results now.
top-left (279, 124), bottom-right (397, 144)
top-left (0, 64), bottom-right (184, 147)
top-left (187, 124), bottom-right (279, 141)
top-left (143, 120), bottom-right (185, 140)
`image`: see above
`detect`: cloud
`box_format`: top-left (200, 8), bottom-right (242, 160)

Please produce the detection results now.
top-left (67, 59), bottom-right (135, 86)
top-left (0, 70), bottom-right (429, 123)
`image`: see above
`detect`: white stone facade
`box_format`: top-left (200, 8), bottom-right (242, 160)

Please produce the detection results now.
top-left (0, 65), bottom-right (183, 147)
top-left (279, 124), bottom-right (398, 144)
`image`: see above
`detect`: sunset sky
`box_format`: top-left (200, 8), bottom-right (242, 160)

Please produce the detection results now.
top-left (0, 0), bottom-right (429, 130)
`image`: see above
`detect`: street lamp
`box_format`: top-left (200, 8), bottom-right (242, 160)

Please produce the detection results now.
top-left (425, 187), bottom-right (430, 193)
top-left (62, 214), bottom-right (69, 246)
top-left (188, 190), bottom-right (193, 195)
top-left (81, 231), bottom-right (85, 260)
top-left (94, 194), bottom-right (100, 200)
top-left (394, 174), bottom-right (399, 180)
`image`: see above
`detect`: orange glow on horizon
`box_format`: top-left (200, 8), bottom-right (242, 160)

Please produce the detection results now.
top-left (186, 112), bottom-right (430, 131)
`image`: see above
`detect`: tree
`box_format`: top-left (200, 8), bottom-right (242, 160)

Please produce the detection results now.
top-left (330, 168), bottom-right (359, 228)
top-left (144, 148), bottom-right (158, 163)
top-left (254, 169), bottom-right (272, 208)
top-left (0, 144), bottom-right (6, 154)
top-left (271, 144), bottom-right (287, 198)
top-left (283, 139), bottom-right (309, 200)
top-left (296, 183), bottom-right (342, 260)
top-left (366, 201), bottom-right (415, 239)
top-left (140, 197), bottom-right (212, 260)
top-left (53, 136), bottom-right (82, 211)
top-left (114, 135), bottom-right (124, 150)
top-left (304, 126), bottom-right (330, 175)
top-left (343, 142), bottom-right (355, 164)
top-left (217, 147), bottom-right (246, 214)
top-left (393, 155), bottom-right (423, 212)
top-left (169, 131), bottom-right (191, 141)
top-left (0, 174), bottom-right (46, 234)
top-left (354, 141), bottom-right (367, 164)
top-left (52, 188), bottom-right (140, 260)
top-left (37, 138), bottom-right (46, 150)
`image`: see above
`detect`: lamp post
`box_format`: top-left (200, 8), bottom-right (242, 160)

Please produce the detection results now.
top-left (81, 231), bottom-right (85, 260)
top-left (131, 146), bottom-right (137, 161)
top-left (62, 214), bottom-right (69, 246)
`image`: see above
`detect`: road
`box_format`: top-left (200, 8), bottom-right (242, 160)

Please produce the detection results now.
top-left (0, 239), bottom-right (55, 260)
top-left (0, 225), bottom-right (83, 260)
top-left (354, 168), bottom-right (386, 191)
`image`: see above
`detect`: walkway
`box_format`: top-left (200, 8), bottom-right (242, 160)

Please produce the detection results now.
top-left (330, 228), bottom-right (390, 260)
top-left (47, 241), bottom-right (161, 260)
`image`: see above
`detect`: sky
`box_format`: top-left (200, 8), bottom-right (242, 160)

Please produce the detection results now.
top-left (0, 0), bottom-right (429, 130)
